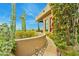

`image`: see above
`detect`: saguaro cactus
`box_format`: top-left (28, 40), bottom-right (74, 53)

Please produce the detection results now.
top-left (0, 3), bottom-right (16, 56)
top-left (10, 3), bottom-right (16, 52)
top-left (20, 10), bottom-right (26, 31)
top-left (11, 3), bottom-right (16, 35)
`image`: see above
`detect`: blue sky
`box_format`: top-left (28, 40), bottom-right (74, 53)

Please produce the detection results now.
top-left (0, 3), bottom-right (47, 30)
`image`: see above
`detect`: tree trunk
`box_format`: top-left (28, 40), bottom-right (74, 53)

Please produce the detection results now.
top-left (74, 19), bottom-right (78, 47)
top-left (66, 26), bottom-right (70, 46)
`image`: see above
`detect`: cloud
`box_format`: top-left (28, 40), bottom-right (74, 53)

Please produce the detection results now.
top-left (24, 8), bottom-right (35, 18)
top-left (22, 3), bottom-right (41, 18)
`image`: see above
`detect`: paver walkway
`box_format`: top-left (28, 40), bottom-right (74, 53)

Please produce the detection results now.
top-left (43, 36), bottom-right (57, 56)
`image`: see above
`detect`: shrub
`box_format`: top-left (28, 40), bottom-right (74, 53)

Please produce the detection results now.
top-left (77, 35), bottom-right (79, 43)
top-left (47, 32), bottom-right (67, 49)
top-left (60, 46), bottom-right (79, 56)
top-left (15, 30), bottom-right (37, 39)
top-left (47, 32), bottom-right (79, 56)
top-left (0, 24), bottom-right (14, 56)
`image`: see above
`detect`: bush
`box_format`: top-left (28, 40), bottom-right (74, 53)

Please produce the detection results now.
top-left (47, 32), bottom-right (79, 56)
top-left (15, 30), bottom-right (37, 39)
top-left (0, 24), bottom-right (14, 56)
top-left (47, 32), bottom-right (67, 49)
top-left (60, 46), bottom-right (79, 56)
top-left (77, 34), bottom-right (79, 43)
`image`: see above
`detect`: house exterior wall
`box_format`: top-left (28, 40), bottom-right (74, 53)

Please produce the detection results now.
top-left (36, 4), bottom-right (51, 21)
top-left (43, 13), bottom-right (53, 33)
top-left (36, 4), bottom-right (54, 33)
top-left (43, 18), bottom-right (46, 33)
top-left (43, 14), bottom-right (51, 32)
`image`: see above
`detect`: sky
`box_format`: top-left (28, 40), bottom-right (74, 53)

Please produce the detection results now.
top-left (0, 3), bottom-right (47, 30)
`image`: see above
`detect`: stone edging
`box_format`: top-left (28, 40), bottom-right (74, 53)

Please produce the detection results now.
top-left (15, 33), bottom-right (45, 41)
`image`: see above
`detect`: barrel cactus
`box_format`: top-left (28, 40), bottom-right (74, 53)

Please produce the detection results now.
top-left (0, 23), bottom-right (14, 56)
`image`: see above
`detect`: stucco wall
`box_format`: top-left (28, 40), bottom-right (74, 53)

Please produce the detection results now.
top-left (15, 34), bottom-right (47, 56)
top-left (43, 14), bottom-right (52, 32)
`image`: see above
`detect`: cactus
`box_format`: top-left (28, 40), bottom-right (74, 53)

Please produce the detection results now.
top-left (20, 10), bottom-right (26, 31)
top-left (0, 3), bottom-right (16, 56)
top-left (10, 3), bottom-right (16, 52)
top-left (11, 3), bottom-right (16, 37)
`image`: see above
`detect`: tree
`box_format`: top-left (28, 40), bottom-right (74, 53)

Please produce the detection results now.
top-left (20, 10), bottom-right (26, 31)
top-left (49, 3), bottom-right (79, 46)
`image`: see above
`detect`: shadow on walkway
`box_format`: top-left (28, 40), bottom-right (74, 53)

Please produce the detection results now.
top-left (43, 36), bottom-right (57, 56)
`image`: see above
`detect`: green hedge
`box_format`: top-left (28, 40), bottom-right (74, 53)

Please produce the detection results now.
top-left (15, 30), bottom-right (37, 39)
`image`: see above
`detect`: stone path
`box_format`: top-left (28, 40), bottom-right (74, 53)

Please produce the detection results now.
top-left (43, 36), bottom-right (57, 56)
top-left (32, 36), bottom-right (57, 56)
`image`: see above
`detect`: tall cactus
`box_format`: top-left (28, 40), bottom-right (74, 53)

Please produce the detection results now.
top-left (20, 10), bottom-right (26, 31)
top-left (10, 3), bottom-right (16, 51)
top-left (11, 3), bottom-right (16, 35)
top-left (0, 3), bottom-right (16, 56)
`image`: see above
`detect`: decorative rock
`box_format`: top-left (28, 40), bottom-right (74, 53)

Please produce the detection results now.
top-left (32, 40), bottom-right (48, 56)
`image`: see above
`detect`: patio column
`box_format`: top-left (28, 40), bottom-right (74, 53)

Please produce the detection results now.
top-left (50, 16), bottom-right (54, 32)
top-left (43, 19), bottom-right (46, 33)
top-left (48, 18), bottom-right (51, 32)
top-left (37, 22), bottom-right (40, 32)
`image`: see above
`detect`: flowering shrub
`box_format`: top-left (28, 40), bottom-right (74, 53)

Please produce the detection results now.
top-left (15, 30), bottom-right (37, 39)
top-left (0, 24), bottom-right (14, 56)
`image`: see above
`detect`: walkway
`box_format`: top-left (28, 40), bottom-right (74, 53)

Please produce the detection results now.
top-left (43, 36), bottom-right (57, 56)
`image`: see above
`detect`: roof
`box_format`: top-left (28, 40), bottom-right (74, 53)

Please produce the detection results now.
top-left (36, 4), bottom-right (51, 22)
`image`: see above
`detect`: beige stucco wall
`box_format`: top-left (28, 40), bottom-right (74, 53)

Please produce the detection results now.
top-left (15, 34), bottom-right (47, 56)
